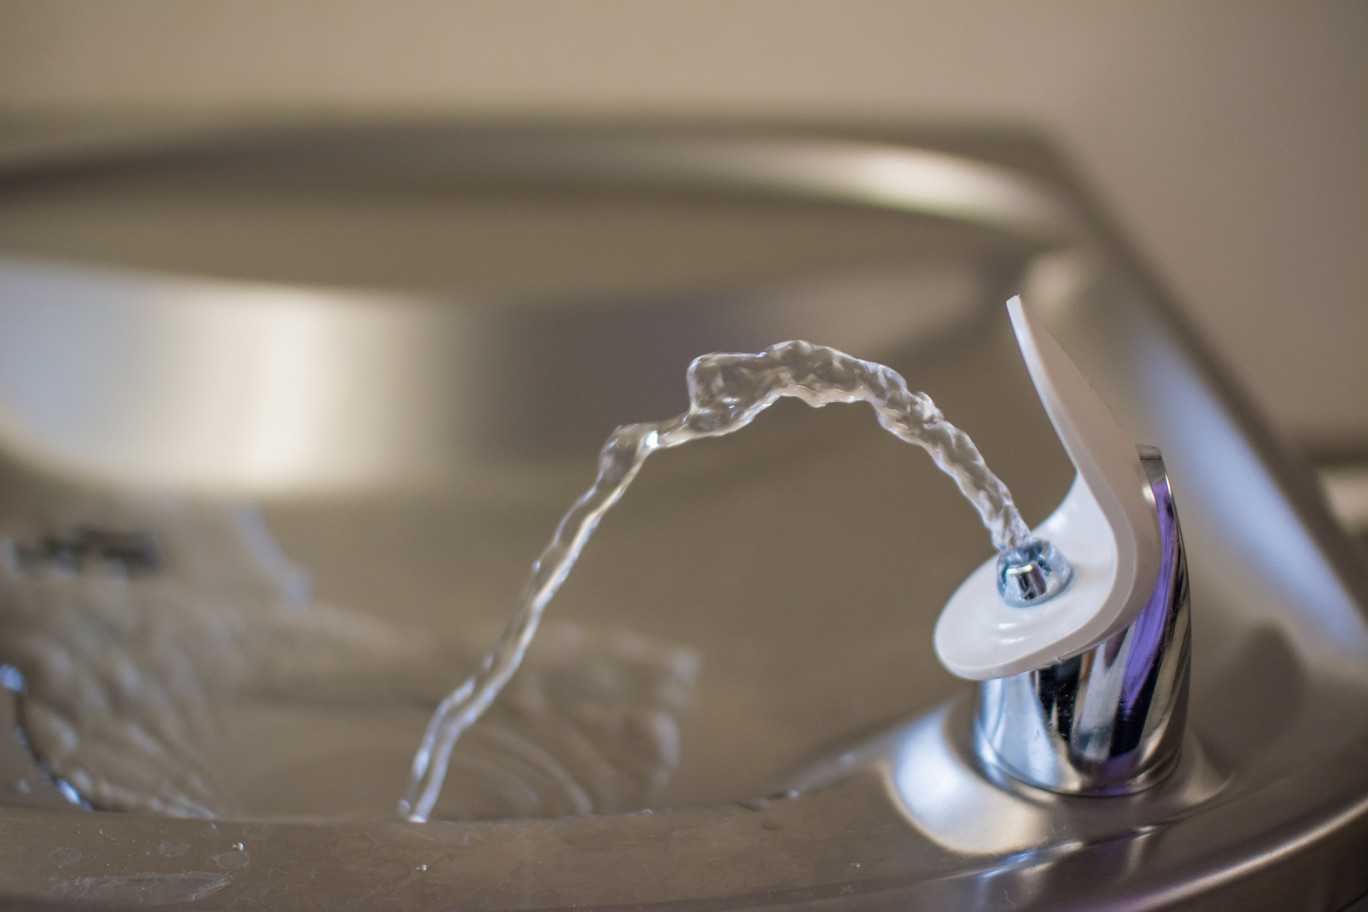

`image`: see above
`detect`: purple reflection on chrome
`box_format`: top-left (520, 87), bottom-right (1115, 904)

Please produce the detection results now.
top-left (1120, 474), bottom-right (1179, 711)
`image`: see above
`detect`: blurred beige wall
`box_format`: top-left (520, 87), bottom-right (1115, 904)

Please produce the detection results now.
top-left (1, 0), bottom-right (1364, 448)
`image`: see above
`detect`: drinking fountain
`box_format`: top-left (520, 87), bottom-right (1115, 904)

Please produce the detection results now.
top-left (0, 123), bottom-right (1364, 910)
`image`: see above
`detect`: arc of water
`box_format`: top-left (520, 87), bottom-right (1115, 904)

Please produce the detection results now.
top-left (400, 340), bottom-right (1031, 821)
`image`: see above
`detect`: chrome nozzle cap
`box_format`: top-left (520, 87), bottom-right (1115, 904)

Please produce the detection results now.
top-left (996, 538), bottom-right (1074, 607)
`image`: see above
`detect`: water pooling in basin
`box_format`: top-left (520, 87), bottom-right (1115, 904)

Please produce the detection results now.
top-left (0, 496), bottom-right (697, 820)
top-left (401, 340), bottom-right (1033, 821)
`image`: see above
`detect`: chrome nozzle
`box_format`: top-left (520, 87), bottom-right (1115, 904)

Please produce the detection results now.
top-left (995, 538), bottom-right (1074, 607)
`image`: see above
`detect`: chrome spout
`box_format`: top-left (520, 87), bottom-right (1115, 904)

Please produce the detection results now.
top-left (936, 299), bottom-right (1191, 796)
top-left (976, 447), bottom-right (1190, 794)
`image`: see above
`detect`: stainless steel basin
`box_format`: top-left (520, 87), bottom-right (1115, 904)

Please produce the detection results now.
top-left (0, 123), bottom-right (1364, 909)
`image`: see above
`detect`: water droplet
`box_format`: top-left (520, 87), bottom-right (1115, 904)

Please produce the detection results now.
top-left (213, 849), bottom-right (249, 869)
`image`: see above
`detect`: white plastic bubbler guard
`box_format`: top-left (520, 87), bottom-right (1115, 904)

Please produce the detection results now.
top-left (934, 297), bottom-right (1162, 680)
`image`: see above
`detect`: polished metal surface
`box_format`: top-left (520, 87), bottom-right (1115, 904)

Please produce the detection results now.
top-left (996, 537), bottom-right (1074, 606)
top-left (0, 123), bottom-right (1364, 910)
top-left (979, 449), bottom-right (1190, 794)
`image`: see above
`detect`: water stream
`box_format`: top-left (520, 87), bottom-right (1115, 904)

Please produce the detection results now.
top-left (0, 339), bottom-right (1031, 821)
top-left (400, 340), bottom-right (1031, 821)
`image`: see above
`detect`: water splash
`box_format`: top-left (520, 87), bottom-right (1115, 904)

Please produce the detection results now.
top-left (401, 340), bottom-right (1032, 820)
top-left (0, 498), bottom-right (695, 821)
